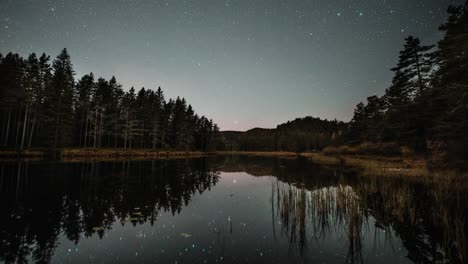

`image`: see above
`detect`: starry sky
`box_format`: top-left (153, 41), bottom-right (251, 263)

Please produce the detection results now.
top-left (0, 0), bottom-right (463, 131)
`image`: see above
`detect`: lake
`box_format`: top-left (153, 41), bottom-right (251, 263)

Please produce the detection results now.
top-left (0, 155), bottom-right (466, 263)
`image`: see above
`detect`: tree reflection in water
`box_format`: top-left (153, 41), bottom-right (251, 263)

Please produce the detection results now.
top-left (0, 156), bottom-right (466, 263)
top-left (264, 156), bottom-right (467, 264)
top-left (0, 159), bottom-right (220, 263)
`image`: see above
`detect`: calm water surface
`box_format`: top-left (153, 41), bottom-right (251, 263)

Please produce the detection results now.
top-left (0, 156), bottom-right (466, 263)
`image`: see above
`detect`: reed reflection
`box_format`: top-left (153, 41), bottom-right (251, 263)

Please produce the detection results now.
top-left (0, 156), bottom-right (466, 263)
top-left (264, 156), bottom-right (467, 263)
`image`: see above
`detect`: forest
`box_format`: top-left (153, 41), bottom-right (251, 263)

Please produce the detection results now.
top-left (345, 1), bottom-right (468, 160)
top-left (1, 1), bottom-right (467, 162)
top-left (0, 49), bottom-right (218, 151)
top-left (218, 117), bottom-right (345, 152)
top-left (217, 1), bottom-right (468, 161)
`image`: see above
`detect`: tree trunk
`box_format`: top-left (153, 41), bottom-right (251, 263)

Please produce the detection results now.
top-left (140, 124), bottom-right (144, 149)
top-left (129, 120), bottom-right (132, 150)
top-left (78, 109), bottom-right (85, 147)
top-left (124, 111), bottom-right (128, 149)
top-left (161, 129), bottom-right (165, 149)
top-left (20, 104), bottom-right (29, 150)
top-left (84, 110), bottom-right (89, 148)
top-left (15, 108), bottom-right (23, 147)
top-left (93, 108), bottom-right (98, 148)
top-left (99, 111), bottom-right (104, 148)
top-left (53, 115), bottom-right (61, 149)
top-left (152, 121), bottom-right (158, 150)
top-left (3, 108), bottom-right (11, 146)
top-left (27, 111), bottom-right (37, 148)
top-left (114, 121), bottom-right (118, 149)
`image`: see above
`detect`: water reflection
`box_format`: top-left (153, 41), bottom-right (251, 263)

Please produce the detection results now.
top-left (0, 159), bottom-right (220, 263)
top-left (0, 156), bottom-right (466, 263)
top-left (218, 155), bottom-right (468, 263)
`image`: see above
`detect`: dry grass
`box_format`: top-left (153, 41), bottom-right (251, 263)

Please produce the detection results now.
top-left (215, 151), bottom-right (299, 158)
top-left (219, 151), bottom-right (437, 177)
top-left (323, 142), bottom-right (404, 156)
top-left (60, 148), bottom-right (213, 158)
top-left (0, 148), bottom-right (215, 161)
top-left (343, 156), bottom-right (428, 177)
top-left (300, 152), bottom-right (342, 165)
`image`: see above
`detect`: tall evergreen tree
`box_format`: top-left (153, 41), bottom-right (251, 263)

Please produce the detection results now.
top-left (74, 73), bottom-right (95, 147)
top-left (391, 36), bottom-right (434, 149)
top-left (429, 1), bottom-right (468, 158)
top-left (0, 53), bottom-right (26, 147)
top-left (391, 36), bottom-right (434, 96)
top-left (43, 48), bottom-right (75, 148)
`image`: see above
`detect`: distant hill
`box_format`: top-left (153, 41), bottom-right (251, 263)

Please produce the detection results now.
top-left (217, 117), bottom-right (346, 152)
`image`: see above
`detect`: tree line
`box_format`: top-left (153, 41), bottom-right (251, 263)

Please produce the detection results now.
top-left (0, 49), bottom-right (218, 151)
top-left (217, 117), bottom-right (345, 152)
top-left (346, 1), bottom-right (468, 159)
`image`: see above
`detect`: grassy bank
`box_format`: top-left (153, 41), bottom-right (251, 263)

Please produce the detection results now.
top-left (251, 151), bottom-right (463, 177)
top-left (0, 148), bottom-right (215, 160)
top-left (218, 151), bottom-right (441, 177)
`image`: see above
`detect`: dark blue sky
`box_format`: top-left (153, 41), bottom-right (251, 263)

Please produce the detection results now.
top-left (0, 0), bottom-right (462, 130)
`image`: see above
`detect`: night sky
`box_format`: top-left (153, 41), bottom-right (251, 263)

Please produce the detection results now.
top-left (0, 0), bottom-right (462, 130)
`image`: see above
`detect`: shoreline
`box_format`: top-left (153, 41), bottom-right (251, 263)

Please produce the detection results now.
top-left (0, 149), bottom-right (463, 177)
top-left (0, 148), bottom-right (216, 159)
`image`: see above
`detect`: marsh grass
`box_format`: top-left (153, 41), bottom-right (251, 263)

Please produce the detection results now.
top-left (322, 142), bottom-right (403, 156)
top-left (216, 151), bottom-right (299, 158)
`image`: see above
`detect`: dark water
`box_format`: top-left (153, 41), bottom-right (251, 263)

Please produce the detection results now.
top-left (0, 156), bottom-right (466, 263)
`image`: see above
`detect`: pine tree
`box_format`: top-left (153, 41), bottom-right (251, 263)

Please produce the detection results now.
top-left (363, 95), bottom-right (386, 141)
top-left (170, 97), bottom-right (187, 149)
top-left (0, 53), bottom-right (26, 147)
top-left (160, 99), bottom-right (174, 149)
top-left (44, 48), bottom-right (75, 148)
top-left (19, 53), bottom-right (41, 150)
top-left (383, 36), bottom-right (434, 149)
top-left (429, 1), bottom-right (468, 158)
top-left (382, 69), bottom-right (413, 142)
top-left (348, 96), bottom-right (385, 143)
top-left (121, 87), bottom-right (139, 149)
top-left (75, 73), bottom-right (95, 147)
top-left (150, 87), bottom-right (164, 150)
top-left (391, 36), bottom-right (434, 96)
